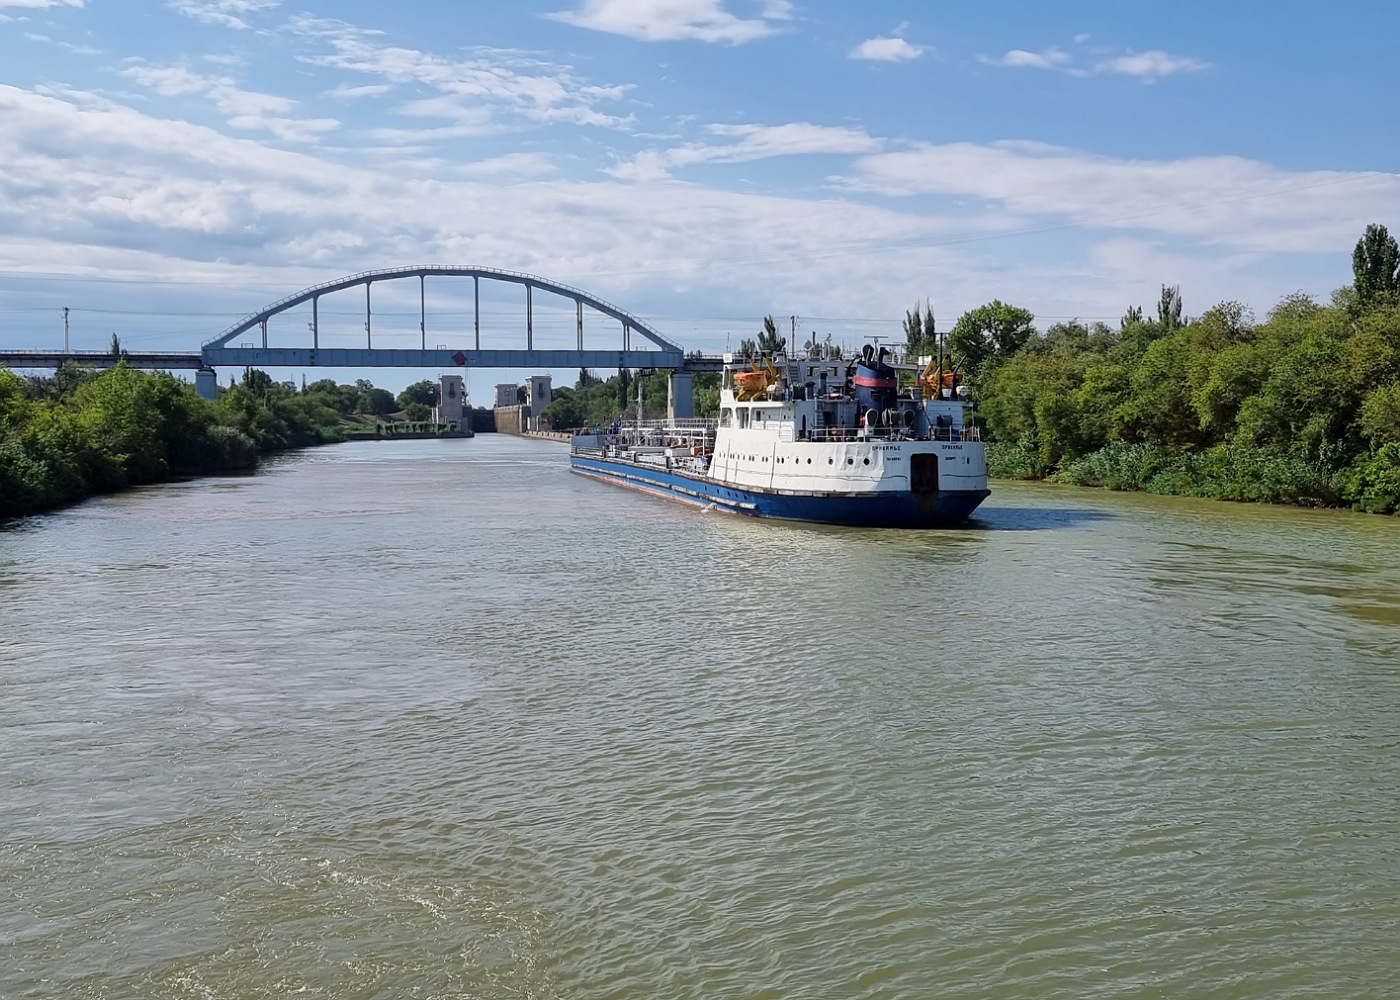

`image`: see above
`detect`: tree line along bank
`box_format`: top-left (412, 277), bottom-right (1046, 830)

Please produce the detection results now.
top-left (5, 224), bottom-right (1399, 519)
top-left (0, 369), bottom-right (449, 520)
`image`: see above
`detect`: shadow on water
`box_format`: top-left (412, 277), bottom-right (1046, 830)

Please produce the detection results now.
top-left (966, 506), bottom-right (1118, 532)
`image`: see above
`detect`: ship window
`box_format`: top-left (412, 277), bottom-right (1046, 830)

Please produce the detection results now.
top-left (807, 458), bottom-right (812, 464)
top-left (863, 458), bottom-right (870, 465)
top-left (721, 408), bottom-right (733, 427)
top-left (847, 458), bottom-right (854, 465)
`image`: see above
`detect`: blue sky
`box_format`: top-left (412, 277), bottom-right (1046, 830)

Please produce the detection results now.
top-left (2, 0), bottom-right (1398, 396)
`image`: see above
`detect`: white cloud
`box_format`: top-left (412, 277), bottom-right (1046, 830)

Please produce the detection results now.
top-left (21, 29), bottom-right (100, 54)
top-left (981, 43), bottom-right (1207, 81)
top-left (846, 140), bottom-right (1400, 253)
top-left (850, 36), bottom-right (924, 63)
top-left (120, 63), bottom-right (338, 142)
top-left (608, 122), bottom-right (883, 180)
top-left (1, 82), bottom-right (1393, 358)
top-left (547, 0), bottom-right (786, 44)
top-left (457, 152), bottom-right (558, 179)
top-left (0, 83), bottom-right (1011, 345)
top-left (167, 0), bottom-right (278, 30)
top-left (291, 17), bottom-right (635, 136)
top-left (1097, 50), bottom-right (1210, 81)
top-left (984, 47), bottom-right (1075, 71)
top-left (326, 83), bottom-right (392, 100)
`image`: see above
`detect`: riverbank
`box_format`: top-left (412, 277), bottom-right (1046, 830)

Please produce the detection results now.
top-left (0, 363), bottom-right (440, 521)
top-left (987, 440), bottom-right (1400, 515)
top-left (966, 293), bottom-right (1400, 516)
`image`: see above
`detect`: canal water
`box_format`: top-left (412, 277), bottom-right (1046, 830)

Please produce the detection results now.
top-left (2, 436), bottom-right (1398, 999)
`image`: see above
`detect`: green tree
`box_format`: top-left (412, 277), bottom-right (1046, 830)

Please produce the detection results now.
top-left (948, 301), bottom-right (1036, 373)
top-left (109, 333), bottom-right (122, 356)
top-left (1360, 382), bottom-right (1400, 445)
top-left (403, 401), bottom-right (431, 422)
top-left (758, 315), bottom-right (786, 354)
top-left (1352, 223), bottom-right (1400, 311)
top-left (396, 379), bottom-right (438, 411)
top-left (1157, 284), bottom-right (1185, 331)
top-left (902, 301), bottom-right (937, 359)
top-left (616, 367), bottom-right (632, 411)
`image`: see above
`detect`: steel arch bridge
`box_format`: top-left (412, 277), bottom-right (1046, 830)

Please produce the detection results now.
top-left (201, 265), bottom-right (686, 372)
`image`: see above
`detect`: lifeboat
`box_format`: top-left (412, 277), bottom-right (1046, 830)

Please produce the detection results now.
top-left (733, 356), bottom-right (780, 400)
top-left (733, 370), bottom-right (771, 397)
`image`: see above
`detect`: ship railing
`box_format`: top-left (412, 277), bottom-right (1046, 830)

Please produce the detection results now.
top-left (620, 418), bottom-right (718, 432)
top-left (798, 426), bottom-right (982, 443)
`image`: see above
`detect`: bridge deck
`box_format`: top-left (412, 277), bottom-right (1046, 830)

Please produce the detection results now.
top-left (0, 350), bottom-right (205, 370)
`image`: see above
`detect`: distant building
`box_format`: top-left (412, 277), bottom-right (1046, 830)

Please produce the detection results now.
top-left (494, 383), bottom-right (518, 408)
top-left (524, 375), bottom-right (552, 431)
top-left (434, 374), bottom-right (466, 428)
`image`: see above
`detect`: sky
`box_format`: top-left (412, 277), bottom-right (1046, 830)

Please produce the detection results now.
top-left (1, 0), bottom-right (1398, 397)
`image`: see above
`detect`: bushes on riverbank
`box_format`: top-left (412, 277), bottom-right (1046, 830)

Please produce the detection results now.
top-left (972, 291), bottom-right (1400, 513)
top-left (0, 363), bottom-right (352, 520)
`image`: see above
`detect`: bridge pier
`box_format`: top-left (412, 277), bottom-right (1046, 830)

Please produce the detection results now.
top-left (195, 368), bottom-right (218, 400)
top-left (667, 371), bottom-right (694, 420)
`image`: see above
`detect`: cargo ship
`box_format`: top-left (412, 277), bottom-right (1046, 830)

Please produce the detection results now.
top-left (569, 345), bottom-right (989, 527)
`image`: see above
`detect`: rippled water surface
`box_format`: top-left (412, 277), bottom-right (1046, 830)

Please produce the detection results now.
top-left (3, 436), bottom-right (1399, 999)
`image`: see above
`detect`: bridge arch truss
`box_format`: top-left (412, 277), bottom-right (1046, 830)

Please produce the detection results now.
top-left (201, 265), bottom-right (684, 371)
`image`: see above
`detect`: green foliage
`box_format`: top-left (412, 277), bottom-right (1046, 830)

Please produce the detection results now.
top-left (1157, 284), bottom-right (1185, 330)
top-left (1352, 223), bottom-right (1400, 311)
top-left (1, 363), bottom-right (347, 520)
top-left (985, 437), bottom-right (1048, 479)
top-left (1053, 443), bottom-right (1336, 505)
top-left (396, 379), bottom-right (438, 411)
top-left (403, 401), bottom-right (432, 422)
top-left (970, 236), bottom-right (1400, 513)
top-left (948, 300), bottom-right (1036, 373)
top-left (758, 315), bottom-right (786, 354)
top-left (692, 371), bottom-right (720, 418)
top-left (1337, 443), bottom-right (1400, 513)
top-left (902, 301), bottom-right (938, 359)
top-left (538, 365), bottom-right (721, 430)
top-left (356, 386), bottom-right (396, 416)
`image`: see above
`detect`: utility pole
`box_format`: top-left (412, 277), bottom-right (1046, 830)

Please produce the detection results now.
top-left (63, 307), bottom-right (70, 352)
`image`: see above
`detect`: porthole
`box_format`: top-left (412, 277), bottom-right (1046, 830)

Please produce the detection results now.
top-left (847, 458), bottom-right (854, 465)
top-left (807, 458), bottom-right (812, 464)
top-left (863, 458), bottom-right (870, 465)
top-left (828, 458), bottom-right (834, 465)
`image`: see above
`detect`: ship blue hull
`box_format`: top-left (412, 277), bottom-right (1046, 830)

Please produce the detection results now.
top-left (571, 455), bottom-right (988, 527)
